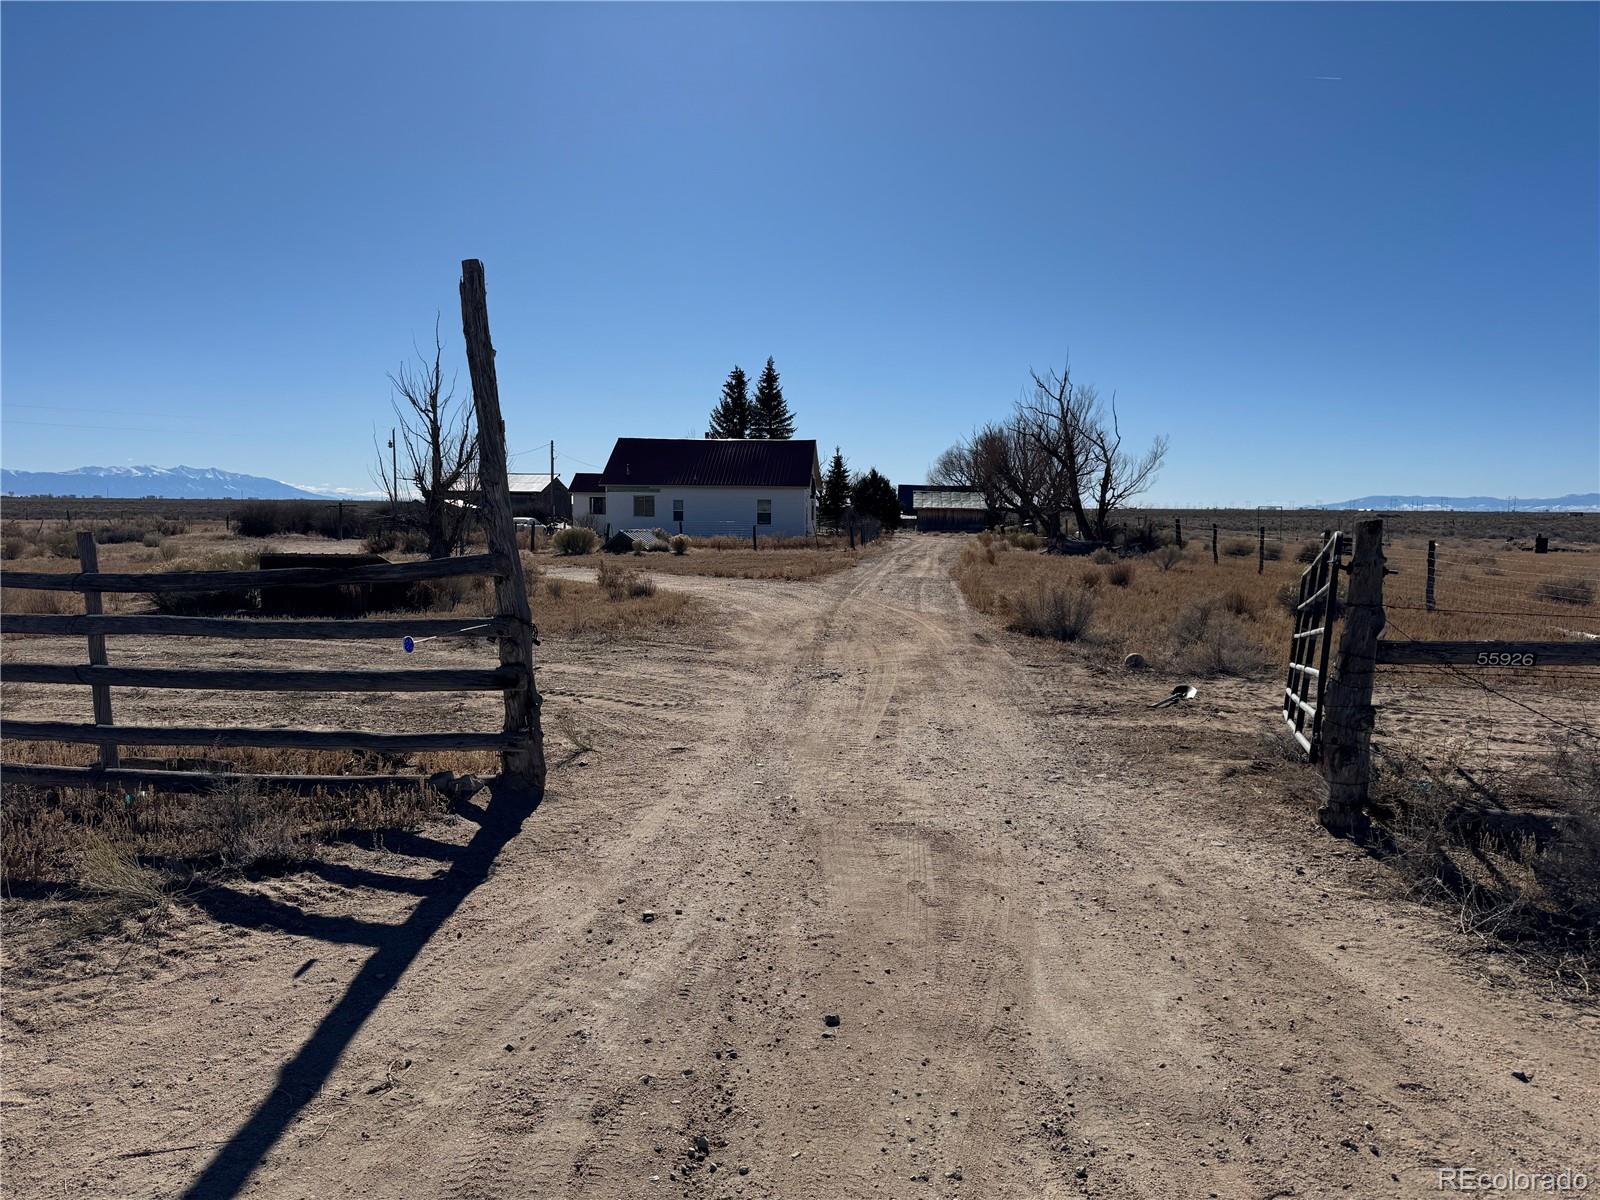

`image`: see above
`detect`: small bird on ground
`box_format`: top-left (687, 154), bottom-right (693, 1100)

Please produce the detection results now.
top-left (1149, 685), bottom-right (1198, 709)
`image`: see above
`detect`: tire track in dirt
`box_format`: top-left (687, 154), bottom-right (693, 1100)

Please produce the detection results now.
top-left (5, 537), bottom-right (1597, 1199)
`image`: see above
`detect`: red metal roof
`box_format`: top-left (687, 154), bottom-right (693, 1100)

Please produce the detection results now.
top-left (599, 438), bottom-right (820, 489)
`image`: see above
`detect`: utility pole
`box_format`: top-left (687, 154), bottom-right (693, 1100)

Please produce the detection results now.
top-left (388, 427), bottom-right (398, 521)
top-left (549, 439), bottom-right (555, 482)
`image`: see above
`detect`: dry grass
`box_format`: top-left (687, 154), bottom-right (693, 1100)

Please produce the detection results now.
top-left (546, 533), bottom-right (885, 583)
top-left (958, 538), bottom-right (1293, 675)
top-left (1009, 581), bottom-right (1095, 641)
top-left (956, 532), bottom-right (1600, 678)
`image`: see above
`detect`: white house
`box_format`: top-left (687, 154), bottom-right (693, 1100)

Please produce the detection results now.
top-left (570, 438), bottom-right (821, 537)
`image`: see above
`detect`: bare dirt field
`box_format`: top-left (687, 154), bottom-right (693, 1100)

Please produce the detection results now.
top-left (4, 537), bottom-right (1597, 1199)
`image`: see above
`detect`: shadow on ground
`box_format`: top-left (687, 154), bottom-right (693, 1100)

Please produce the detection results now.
top-left (179, 778), bottom-right (541, 1200)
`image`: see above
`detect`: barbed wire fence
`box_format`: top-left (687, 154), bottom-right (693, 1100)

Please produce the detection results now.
top-left (1364, 531), bottom-right (1599, 845)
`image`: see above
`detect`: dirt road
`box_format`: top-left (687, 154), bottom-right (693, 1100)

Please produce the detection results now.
top-left (5, 537), bottom-right (1597, 1198)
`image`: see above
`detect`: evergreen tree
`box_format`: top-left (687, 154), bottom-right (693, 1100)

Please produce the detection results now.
top-left (819, 447), bottom-right (851, 527)
top-left (749, 357), bottom-right (795, 439)
top-left (849, 467), bottom-right (901, 530)
top-left (707, 366), bottom-right (751, 438)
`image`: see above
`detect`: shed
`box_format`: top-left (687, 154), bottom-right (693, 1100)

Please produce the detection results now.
top-left (911, 489), bottom-right (988, 533)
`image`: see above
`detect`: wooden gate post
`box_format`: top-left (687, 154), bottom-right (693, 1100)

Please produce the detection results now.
top-left (1320, 518), bottom-right (1384, 836)
top-left (76, 532), bottom-right (118, 769)
top-left (1425, 540), bottom-right (1437, 612)
top-left (459, 259), bottom-right (545, 793)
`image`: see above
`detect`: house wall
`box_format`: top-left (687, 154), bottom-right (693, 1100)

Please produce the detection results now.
top-left (576, 485), bottom-right (814, 536)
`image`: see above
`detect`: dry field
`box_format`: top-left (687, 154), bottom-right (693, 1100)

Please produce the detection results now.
top-left (543, 531), bottom-right (887, 582)
top-left (952, 526), bottom-right (1600, 988)
top-left (2, 536), bottom-right (1596, 1200)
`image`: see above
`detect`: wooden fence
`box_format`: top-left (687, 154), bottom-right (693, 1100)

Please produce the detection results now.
top-left (0, 259), bottom-right (545, 797)
top-left (1285, 518), bottom-right (1600, 835)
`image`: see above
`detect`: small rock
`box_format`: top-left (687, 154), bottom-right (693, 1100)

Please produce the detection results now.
top-left (694, 1135), bottom-right (709, 1155)
top-left (641, 911), bottom-right (657, 923)
top-left (738, 1166), bottom-right (750, 1176)
top-left (1512, 1070), bottom-right (1533, 1084)
top-left (823, 1014), bottom-right (841, 1028)
top-left (1123, 653), bottom-right (1147, 671)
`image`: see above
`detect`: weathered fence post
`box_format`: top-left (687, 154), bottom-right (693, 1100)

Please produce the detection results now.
top-left (1174, 517), bottom-right (1183, 549)
top-left (1258, 526), bottom-right (1266, 574)
top-left (1319, 518), bottom-right (1384, 836)
top-left (752, 525), bottom-right (758, 551)
top-left (459, 259), bottom-right (544, 794)
top-left (1425, 540), bottom-right (1436, 612)
top-left (76, 532), bottom-right (118, 769)
top-left (1211, 523), bottom-right (1218, 564)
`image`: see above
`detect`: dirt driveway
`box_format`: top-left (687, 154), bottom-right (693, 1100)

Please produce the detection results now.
top-left (4, 537), bottom-right (1596, 1199)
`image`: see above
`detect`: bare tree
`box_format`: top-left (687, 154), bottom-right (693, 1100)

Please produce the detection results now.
top-left (1023, 362), bottom-right (1166, 543)
top-left (373, 319), bottom-right (478, 559)
top-left (935, 361), bottom-right (1167, 544)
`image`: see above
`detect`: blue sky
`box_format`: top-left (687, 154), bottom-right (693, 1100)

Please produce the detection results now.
top-left (3, 2), bottom-right (1596, 504)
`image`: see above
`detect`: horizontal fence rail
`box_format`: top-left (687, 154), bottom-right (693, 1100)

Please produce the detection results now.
top-left (1, 614), bottom-right (515, 641)
top-left (2, 664), bottom-right (521, 692)
top-left (1, 721), bottom-right (520, 753)
top-left (0, 551), bottom-right (508, 594)
top-left (1375, 640), bottom-right (1600, 668)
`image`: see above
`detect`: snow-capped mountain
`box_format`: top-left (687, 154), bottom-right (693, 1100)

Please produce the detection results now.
top-left (1319, 493), bottom-right (1599, 512)
top-left (0, 465), bottom-right (325, 500)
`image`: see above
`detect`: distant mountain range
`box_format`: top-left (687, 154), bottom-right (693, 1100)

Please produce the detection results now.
top-left (1319, 493), bottom-right (1599, 512)
top-left (1, 465), bottom-right (324, 500)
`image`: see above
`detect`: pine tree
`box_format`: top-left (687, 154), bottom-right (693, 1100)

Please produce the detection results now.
top-left (707, 366), bottom-right (751, 438)
top-left (849, 468), bottom-right (901, 530)
top-left (819, 447), bottom-right (851, 527)
top-left (749, 357), bottom-right (795, 440)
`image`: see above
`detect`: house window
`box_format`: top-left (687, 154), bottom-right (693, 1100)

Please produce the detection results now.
top-left (633, 494), bottom-right (655, 519)
top-left (589, 496), bottom-right (606, 516)
top-left (756, 499), bottom-right (772, 526)
top-left (672, 499), bottom-right (684, 524)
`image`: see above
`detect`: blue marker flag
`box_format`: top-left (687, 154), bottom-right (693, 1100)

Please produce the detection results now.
top-left (402, 636), bottom-right (415, 653)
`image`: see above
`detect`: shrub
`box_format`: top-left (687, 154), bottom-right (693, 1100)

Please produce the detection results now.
top-left (2, 537), bottom-right (25, 560)
top-left (1106, 562), bottom-right (1135, 587)
top-left (1534, 576), bottom-right (1595, 607)
top-left (1091, 547), bottom-right (1115, 565)
top-left (1009, 582), bottom-right (1095, 642)
top-left (544, 575), bottom-right (565, 599)
top-left (552, 526), bottom-right (600, 556)
top-left (1170, 601), bottom-right (1270, 677)
top-left (670, 535), bottom-right (690, 555)
top-left (1261, 541), bottom-right (1283, 562)
top-left (142, 531), bottom-right (165, 548)
top-left (632, 539), bottom-right (646, 555)
top-left (1219, 588), bottom-right (1257, 617)
top-left (1222, 538), bottom-right (1255, 558)
top-left (1296, 540), bottom-right (1323, 564)
top-left (1154, 544), bottom-right (1184, 572)
top-left (596, 560), bottom-right (656, 600)
top-left (1006, 530), bottom-right (1041, 551)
